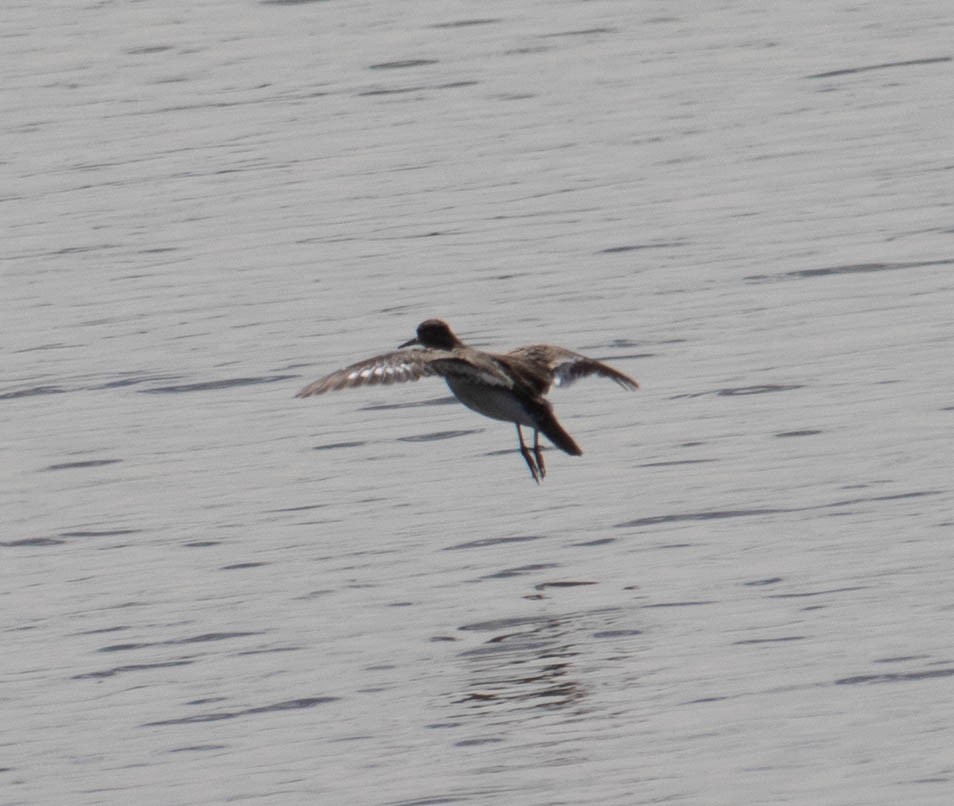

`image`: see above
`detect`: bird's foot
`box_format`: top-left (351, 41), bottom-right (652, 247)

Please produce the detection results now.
top-left (519, 444), bottom-right (542, 484)
top-left (533, 437), bottom-right (546, 480)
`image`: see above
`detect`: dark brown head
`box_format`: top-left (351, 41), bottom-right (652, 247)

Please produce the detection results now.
top-left (399, 319), bottom-right (463, 351)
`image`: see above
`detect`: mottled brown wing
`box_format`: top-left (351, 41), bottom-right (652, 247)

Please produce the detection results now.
top-left (507, 345), bottom-right (639, 391)
top-left (489, 352), bottom-right (554, 396)
top-left (296, 350), bottom-right (443, 397)
top-left (425, 355), bottom-right (517, 389)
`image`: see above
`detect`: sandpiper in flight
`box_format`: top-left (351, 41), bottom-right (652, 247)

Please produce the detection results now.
top-left (296, 319), bottom-right (639, 483)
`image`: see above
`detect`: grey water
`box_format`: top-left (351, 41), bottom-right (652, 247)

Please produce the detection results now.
top-left (4, 1), bottom-right (954, 804)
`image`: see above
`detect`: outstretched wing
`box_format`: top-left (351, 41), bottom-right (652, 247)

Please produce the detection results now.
top-left (507, 345), bottom-right (639, 391)
top-left (296, 350), bottom-right (444, 397)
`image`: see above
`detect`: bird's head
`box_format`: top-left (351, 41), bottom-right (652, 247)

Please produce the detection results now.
top-left (399, 319), bottom-right (462, 350)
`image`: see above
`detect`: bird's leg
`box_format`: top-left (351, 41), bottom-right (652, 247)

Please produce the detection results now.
top-left (532, 429), bottom-right (546, 479)
top-left (515, 424), bottom-right (541, 484)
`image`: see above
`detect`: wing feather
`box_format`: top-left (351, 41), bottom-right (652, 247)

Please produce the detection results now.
top-left (295, 349), bottom-right (516, 397)
top-left (296, 350), bottom-right (441, 397)
top-left (507, 345), bottom-right (639, 391)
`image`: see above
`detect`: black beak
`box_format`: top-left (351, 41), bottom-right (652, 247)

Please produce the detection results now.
top-left (398, 336), bottom-right (420, 348)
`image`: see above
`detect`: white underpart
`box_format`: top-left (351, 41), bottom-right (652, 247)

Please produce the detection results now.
top-left (552, 364), bottom-right (580, 387)
top-left (475, 369), bottom-right (509, 387)
top-left (445, 376), bottom-right (536, 427)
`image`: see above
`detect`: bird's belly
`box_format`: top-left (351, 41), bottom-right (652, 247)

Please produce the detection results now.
top-left (445, 377), bottom-right (536, 427)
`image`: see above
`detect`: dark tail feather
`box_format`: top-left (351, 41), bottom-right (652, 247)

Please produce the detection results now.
top-left (532, 402), bottom-right (583, 456)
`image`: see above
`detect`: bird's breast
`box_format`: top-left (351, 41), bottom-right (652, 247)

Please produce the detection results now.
top-left (445, 376), bottom-right (537, 427)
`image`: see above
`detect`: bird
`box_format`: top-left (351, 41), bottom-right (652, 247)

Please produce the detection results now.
top-left (296, 319), bottom-right (639, 483)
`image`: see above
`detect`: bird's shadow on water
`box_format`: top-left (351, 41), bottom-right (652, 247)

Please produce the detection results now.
top-left (443, 558), bottom-right (643, 719)
top-left (438, 535), bottom-right (612, 714)
top-left (453, 613), bottom-right (593, 713)
top-left (447, 598), bottom-right (644, 721)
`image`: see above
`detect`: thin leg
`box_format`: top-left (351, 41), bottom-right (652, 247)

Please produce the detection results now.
top-left (516, 424), bottom-right (541, 483)
top-left (532, 430), bottom-right (546, 479)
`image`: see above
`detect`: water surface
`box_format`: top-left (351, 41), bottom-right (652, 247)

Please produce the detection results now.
top-left (4, 1), bottom-right (953, 804)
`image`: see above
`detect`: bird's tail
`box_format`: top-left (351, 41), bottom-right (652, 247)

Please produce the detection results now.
top-left (532, 401), bottom-right (583, 456)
